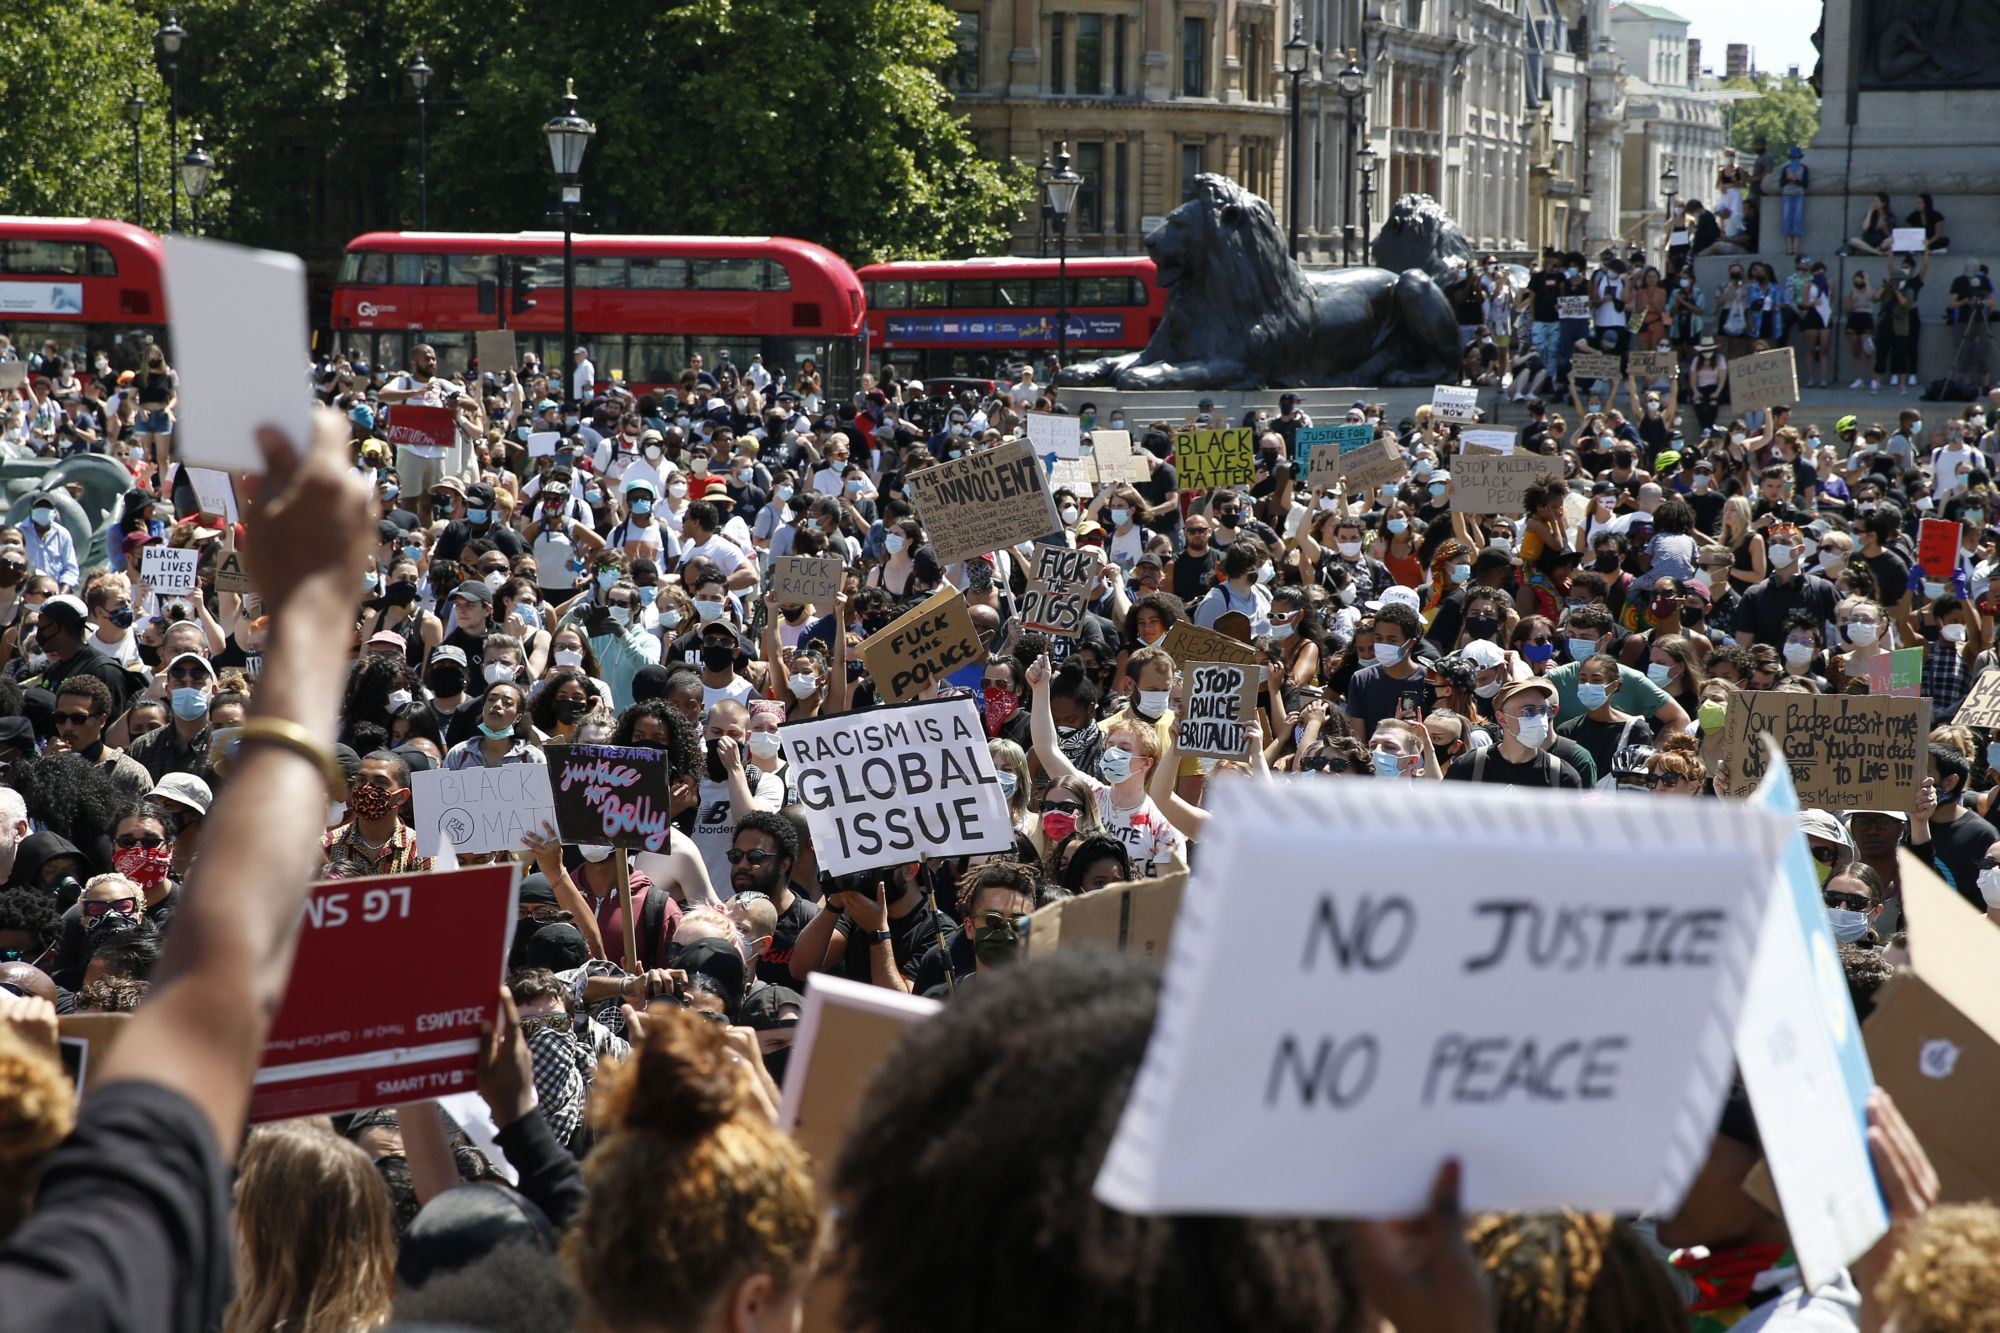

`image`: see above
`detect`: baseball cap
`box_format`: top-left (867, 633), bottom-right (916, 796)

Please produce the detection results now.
top-left (150, 772), bottom-right (214, 816)
top-left (1457, 640), bottom-right (1508, 671)
top-left (623, 475), bottom-right (657, 496)
top-left (38, 595), bottom-right (89, 628)
top-left (367, 630), bottom-right (407, 651)
top-left (1592, 480), bottom-right (1618, 496)
top-left (1366, 585), bottom-right (1422, 614)
top-left (429, 645), bottom-right (469, 668)
top-left (164, 651), bottom-right (214, 678)
top-left (448, 581), bottom-right (492, 605)
top-left (1494, 677), bottom-right (1559, 710)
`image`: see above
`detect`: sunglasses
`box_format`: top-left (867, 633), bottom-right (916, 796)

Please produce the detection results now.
top-left (1808, 844), bottom-right (1841, 866)
top-left (1041, 800), bottom-right (1084, 814)
top-left (518, 1012), bottom-right (578, 1038)
top-left (54, 710), bottom-right (96, 727)
top-left (82, 896), bottom-right (140, 918)
top-left (1301, 756), bottom-right (1350, 773)
top-left (1822, 890), bottom-right (1871, 913)
top-left (724, 848), bottom-right (778, 867)
top-left (114, 834), bottom-right (167, 850)
top-left (0, 941), bottom-right (53, 967)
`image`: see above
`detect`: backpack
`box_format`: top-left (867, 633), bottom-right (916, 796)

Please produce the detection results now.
top-left (1469, 745), bottom-right (1561, 787)
top-left (632, 883), bottom-right (679, 970)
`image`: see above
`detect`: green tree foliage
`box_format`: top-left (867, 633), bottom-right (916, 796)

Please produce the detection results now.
top-left (1723, 75), bottom-right (1821, 159)
top-left (0, 1), bottom-right (179, 224)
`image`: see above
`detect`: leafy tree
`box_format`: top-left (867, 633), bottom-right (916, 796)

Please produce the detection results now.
top-left (1723, 75), bottom-right (1820, 159)
top-left (0, 1), bottom-right (179, 224)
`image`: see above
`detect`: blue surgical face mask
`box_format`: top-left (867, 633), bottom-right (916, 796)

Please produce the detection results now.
top-left (1386, 518), bottom-right (1409, 535)
top-left (1987, 741), bottom-right (2000, 773)
top-left (630, 498), bottom-right (654, 516)
top-left (884, 534), bottom-right (907, 556)
top-left (660, 609), bottom-right (684, 630)
top-left (170, 686), bottom-right (210, 721)
top-left (638, 586), bottom-right (658, 606)
top-left (1371, 749), bottom-right (1406, 779)
top-left (776, 485), bottom-right (795, 502)
top-left (996, 768), bottom-right (1019, 798)
top-left (1567, 637), bottom-right (1599, 664)
top-left (1449, 563), bottom-right (1471, 583)
top-left (1577, 681), bottom-right (1610, 709)
top-left (1098, 747), bottom-right (1136, 782)
top-left (466, 508), bottom-right (489, 524)
top-left (1826, 906), bottom-right (1870, 944)
top-left (596, 569), bottom-right (618, 590)
top-left (478, 721), bottom-right (515, 741)
top-left (1646, 661), bottom-right (1675, 685)
top-left (402, 543), bottom-right (423, 562)
top-left (1429, 482), bottom-right (1448, 498)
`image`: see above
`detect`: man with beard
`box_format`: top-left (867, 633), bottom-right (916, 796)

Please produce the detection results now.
top-left (725, 811), bottom-right (816, 987)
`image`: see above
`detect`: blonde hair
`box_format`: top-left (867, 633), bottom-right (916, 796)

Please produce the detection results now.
top-left (565, 1008), bottom-right (819, 1331)
top-left (223, 1123), bottom-right (396, 1333)
top-left (1027, 773), bottom-right (1106, 862)
top-left (1720, 495), bottom-right (1754, 548)
top-left (1874, 1203), bottom-right (2000, 1332)
top-left (987, 738), bottom-right (1030, 823)
top-left (0, 1020), bottom-right (75, 1236)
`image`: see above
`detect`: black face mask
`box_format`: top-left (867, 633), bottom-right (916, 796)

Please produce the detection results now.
top-left (109, 606), bottom-right (135, 630)
top-left (1465, 614), bottom-right (1499, 640)
top-left (137, 643), bottom-right (161, 669)
top-left (781, 604), bottom-right (807, 622)
top-left (706, 738), bottom-right (727, 783)
top-left (383, 580), bottom-right (419, 609)
top-left (431, 667), bottom-right (467, 695)
top-left (701, 644), bottom-right (736, 674)
top-left (554, 698), bottom-right (589, 724)
top-left (1594, 554), bottom-right (1622, 573)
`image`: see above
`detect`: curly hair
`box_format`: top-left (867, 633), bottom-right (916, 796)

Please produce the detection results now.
top-left (0, 1017), bottom-right (74, 1235)
top-left (75, 976), bottom-right (149, 1012)
top-left (1465, 1211), bottom-right (1686, 1333)
top-left (1874, 1203), bottom-right (2000, 1332)
top-left (952, 859), bottom-right (1041, 918)
top-left (0, 888), bottom-right (62, 955)
top-left (16, 753), bottom-right (123, 864)
top-left (564, 1006), bottom-right (817, 1331)
top-left (613, 698), bottom-right (702, 778)
top-left (833, 952), bottom-right (1361, 1333)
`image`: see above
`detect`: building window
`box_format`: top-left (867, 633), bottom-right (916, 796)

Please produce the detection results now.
top-left (946, 11), bottom-right (980, 93)
top-left (1050, 14), bottom-right (1066, 94)
top-left (1114, 140), bottom-right (1128, 233)
top-left (1113, 16), bottom-right (1127, 94)
top-left (1076, 141), bottom-right (1104, 232)
top-left (1076, 13), bottom-right (1103, 95)
top-left (1181, 141), bottom-right (1205, 198)
top-left (1183, 18), bottom-right (1206, 96)
top-left (1241, 24), bottom-right (1263, 101)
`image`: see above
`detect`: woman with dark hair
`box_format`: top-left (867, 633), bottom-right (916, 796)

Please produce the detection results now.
top-left (1056, 833), bottom-right (1132, 894)
top-left (1908, 190), bottom-right (1949, 253)
top-left (528, 667), bottom-right (597, 742)
top-left (1267, 585), bottom-right (1323, 690)
top-left (338, 651), bottom-right (416, 751)
top-left (16, 752), bottom-right (123, 875)
top-left (867, 515), bottom-right (926, 598)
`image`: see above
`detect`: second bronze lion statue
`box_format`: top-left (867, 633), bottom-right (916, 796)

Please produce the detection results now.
top-left (1060, 174), bottom-right (1463, 390)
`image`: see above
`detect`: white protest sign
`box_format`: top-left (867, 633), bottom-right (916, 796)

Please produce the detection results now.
top-left (1459, 428), bottom-right (1517, 456)
top-left (1735, 749), bottom-right (1888, 1289)
top-left (1095, 776), bottom-right (1791, 1217)
top-left (162, 236), bottom-right (313, 472)
top-left (1890, 227), bottom-right (1927, 255)
top-left (1026, 411), bottom-right (1084, 459)
top-left (185, 467), bottom-right (240, 526)
top-left (141, 545), bottom-right (200, 595)
top-left (779, 696), bottom-right (1015, 876)
top-left (527, 431), bottom-right (561, 459)
top-left (1668, 230), bottom-right (1690, 249)
top-left (411, 764), bottom-right (559, 858)
top-left (1430, 385), bottom-right (1481, 423)
top-left (1556, 295), bottom-right (1591, 320)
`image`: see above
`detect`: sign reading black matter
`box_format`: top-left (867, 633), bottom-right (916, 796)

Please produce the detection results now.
top-left (544, 743), bottom-right (676, 852)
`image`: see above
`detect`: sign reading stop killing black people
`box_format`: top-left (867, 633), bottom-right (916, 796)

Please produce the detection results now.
top-left (780, 697), bottom-right (1016, 876)
top-left (905, 439), bottom-right (1061, 565)
top-left (1094, 776), bottom-right (1793, 1217)
top-left (544, 743), bottom-right (677, 852)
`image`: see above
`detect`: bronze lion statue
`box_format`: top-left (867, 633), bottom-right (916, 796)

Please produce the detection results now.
top-left (1371, 192), bottom-right (1475, 298)
top-left (1059, 174), bottom-right (1462, 390)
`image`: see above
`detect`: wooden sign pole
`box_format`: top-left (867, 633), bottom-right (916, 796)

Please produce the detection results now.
top-left (615, 849), bottom-right (638, 974)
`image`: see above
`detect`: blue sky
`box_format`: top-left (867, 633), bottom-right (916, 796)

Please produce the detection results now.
top-left (1654, 0), bottom-right (1825, 77)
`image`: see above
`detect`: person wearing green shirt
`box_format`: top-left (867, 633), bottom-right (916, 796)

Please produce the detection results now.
top-left (1548, 606), bottom-right (1692, 731)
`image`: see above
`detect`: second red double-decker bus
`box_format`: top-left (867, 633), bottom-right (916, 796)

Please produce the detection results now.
top-left (0, 217), bottom-right (170, 369)
top-left (857, 256), bottom-right (1162, 382)
top-left (331, 232), bottom-right (867, 400)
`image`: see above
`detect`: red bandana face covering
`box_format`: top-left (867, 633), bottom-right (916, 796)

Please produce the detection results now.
top-left (983, 686), bottom-right (1019, 738)
top-left (113, 843), bottom-right (173, 894)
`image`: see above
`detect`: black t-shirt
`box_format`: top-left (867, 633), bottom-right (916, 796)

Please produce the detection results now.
top-left (0, 1080), bottom-right (232, 1333)
top-left (1137, 460), bottom-right (1182, 541)
top-left (1862, 549), bottom-right (1911, 606)
top-left (1342, 663), bottom-right (1431, 736)
top-left (1171, 547), bottom-right (1220, 603)
top-left (1443, 747), bottom-right (1584, 787)
top-left (758, 892), bottom-right (821, 987)
top-left (433, 518), bottom-right (527, 566)
top-left (1557, 712), bottom-right (1656, 785)
top-left (1528, 271), bottom-right (1563, 322)
top-left (1688, 488), bottom-right (1727, 535)
top-left (835, 896), bottom-right (950, 984)
top-left (1928, 810), bottom-right (1997, 909)
top-left (1734, 573), bottom-right (1842, 648)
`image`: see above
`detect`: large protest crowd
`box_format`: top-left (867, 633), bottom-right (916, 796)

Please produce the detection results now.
top-left (2, 304), bottom-right (2000, 1333)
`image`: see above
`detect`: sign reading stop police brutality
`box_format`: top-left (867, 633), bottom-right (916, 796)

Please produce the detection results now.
top-left (859, 585), bottom-right (987, 704)
top-left (384, 403), bottom-right (457, 450)
top-left (544, 743), bottom-right (677, 851)
top-left (781, 697), bottom-right (1015, 876)
top-left (251, 864), bottom-right (519, 1123)
top-left (906, 439), bottom-right (1061, 565)
top-left (1177, 662), bottom-right (1258, 760)
top-left (1094, 777), bottom-right (1792, 1217)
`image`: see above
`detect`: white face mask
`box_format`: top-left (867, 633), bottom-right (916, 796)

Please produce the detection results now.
top-left (1768, 544), bottom-right (1795, 569)
top-left (1336, 541), bottom-right (1363, 559)
top-left (789, 672), bottom-right (819, 699)
top-left (483, 662), bottom-right (516, 685)
top-left (668, 481), bottom-right (689, 499)
top-left (748, 731), bottom-right (782, 760)
top-left (1782, 641), bottom-right (1814, 666)
top-left (578, 843), bottom-right (615, 863)
top-left (1060, 505), bottom-right (1080, 526)
top-left (1318, 494), bottom-right (1340, 511)
top-left (553, 648), bottom-right (584, 668)
top-left (1943, 622), bottom-right (1969, 643)
top-left (386, 689), bottom-right (413, 711)
top-left (1137, 688), bottom-right (1172, 717)
top-left (1372, 642), bottom-right (1403, 667)
top-left (1271, 621), bottom-right (1295, 640)
top-left (1513, 713), bottom-right (1550, 747)
top-left (1474, 677), bottom-right (1505, 699)
top-left (1846, 621), bottom-right (1880, 646)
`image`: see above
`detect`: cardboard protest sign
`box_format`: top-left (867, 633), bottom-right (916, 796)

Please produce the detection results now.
top-left (1323, 439), bottom-right (1404, 495)
top-left (1863, 850), bottom-right (2000, 1203)
top-left (1161, 619), bottom-right (1259, 667)
top-left (1027, 870), bottom-right (1186, 964)
top-left (385, 403), bottom-right (458, 450)
top-left (1047, 455), bottom-right (1096, 492)
top-left (1175, 427), bottom-right (1256, 490)
top-left (1095, 776), bottom-right (1792, 1217)
top-left (1176, 662), bottom-right (1259, 760)
top-left (778, 974), bottom-right (940, 1184)
top-left (163, 236), bottom-right (312, 473)
top-left (1723, 691), bottom-right (1929, 810)
top-left (1734, 754), bottom-right (1888, 1288)
top-left (905, 439), bottom-right (1059, 565)
top-left (1292, 424), bottom-right (1363, 473)
top-left (771, 555), bottom-right (845, 607)
top-left (544, 743), bottom-right (678, 852)
top-left (1916, 517), bottom-right (1960, 580)
top-left (1449, 451), bottom-right (1548, 514)
top-left (214, 550), bottom-right (254, 594)
top-left (1865, 647), bottom-right (1923, 698)
top-left (1952, 670), bottom-right (2000, 731)
top-left (1889, 227), bottom-right (1927, 255)
top-left (1730, 347), bottom-right (1799, 411)
top-left (1555, 295), bottom-right (1591, 320)
top-left (1026, 411), bottom-right (1084, 459)
top-left (475, 328), bottom-right (518, 372)
top-left (1569, 349), bottom-right (1623, 382)
top-left (251, 864), bottom-right (519, 1122)
top-left (0, 363), bottom-right (23, 391)
top-left (1459, 428), bottom-right (1517, 455)
top-left (527, 431), bottom-right (561, 459)
top-left (1630, 349), bottom-right (1681, 381)
top-left (1019, 543), bottom-right (1103, 637)
top-left (1429, 385), bottom-right (1481, 423)
top-left (186, 466), bottom-right (240, 526)
top-left (858, 585), bottom-right (987, 704)
top-left (412, 764), bottom-right (559, 858)
top-left (141, 545), bottom-right (200, 596)
top-left (779, 696), bottom-right (1015, 876)
top-left (1090, 429), bottom-right (1148, 483)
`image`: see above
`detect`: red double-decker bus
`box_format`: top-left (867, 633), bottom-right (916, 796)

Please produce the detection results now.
top-left (331, 232), bottom-right (867, 399)
top-left (0, 217), bottom-right (170, 369)
top-left (857, 256), bottom-right (1163, 381)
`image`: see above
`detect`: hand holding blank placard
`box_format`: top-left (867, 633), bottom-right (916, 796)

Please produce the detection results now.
top-left (161, 237), bottom-right (314, 473)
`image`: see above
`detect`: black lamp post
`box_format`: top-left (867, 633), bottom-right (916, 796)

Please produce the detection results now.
top-left (544, 79), bottom-right (595, 417)
top-left (1659, 158), bottom-right (1680, 256)
top-left (1358, 143), bottom-right (1378, 265)
top-left (179, 127), bottom-right (213, 235)
top-left (122, 90), bottom-right (145, 225)
top-left (406, 52), bottom-right (433, 230)
top-left (1284, 16), bottom-right (1311, 258)
top-left (1043, 143), bottom-right (1082, 372)
top-left (1334, 48), bottom-right (1367, 266)
top-left (153, 12), bottom-right (186, 232)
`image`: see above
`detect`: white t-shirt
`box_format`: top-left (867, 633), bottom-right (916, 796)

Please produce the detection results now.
top-left (679, 533), bottom-right (746, 578)
top-left (1931, 443), bottom-right (1979, 498)
top-left (1086, 780), bottom-right (1185, 878)
top-left (88, 629), bottom-right (139, 666)
top-left (1592, 272), bottom-right (1626, 328)
top-left (690, 769), bottom-right (785, 898)
top-left (702, 674), bottom-right (755, 710)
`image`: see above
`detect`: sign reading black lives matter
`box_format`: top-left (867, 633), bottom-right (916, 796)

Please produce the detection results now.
top-left (780, 697), bottom-right (1016, 876)
top-left (1176, 662), bottom-right (1258, 760)
top-left (544, 743), bottom-right (677, 852)
top-left (1020, 543), bottom-right (1103, 638)
top-left (906, 439), bottom-right (1061, 565)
